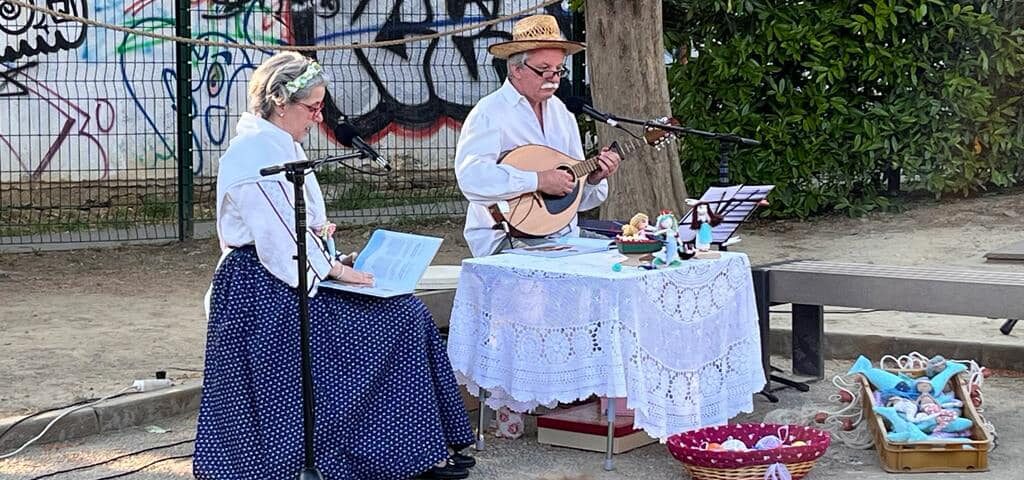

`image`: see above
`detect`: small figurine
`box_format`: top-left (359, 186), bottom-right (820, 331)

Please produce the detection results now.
top-left (685, 199), bottom-right (724, 253)
top-left (651, 210), bottom-right (682, 267)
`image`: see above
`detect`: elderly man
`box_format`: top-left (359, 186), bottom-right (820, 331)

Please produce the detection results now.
top-left (455, 14), bottom-right (622, 258)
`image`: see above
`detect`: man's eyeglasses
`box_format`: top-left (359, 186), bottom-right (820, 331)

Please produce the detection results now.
top-left (296, 101), bottom-right (324, 115)
top-left (521, 62), bottom-right (569, 79)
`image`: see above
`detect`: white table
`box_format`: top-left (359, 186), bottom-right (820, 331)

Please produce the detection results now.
top-left (446, 249), bottom-right (766, 467)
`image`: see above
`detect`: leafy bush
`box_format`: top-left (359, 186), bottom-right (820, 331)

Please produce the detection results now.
top-left (663, 0), bottom-right (1024, 217)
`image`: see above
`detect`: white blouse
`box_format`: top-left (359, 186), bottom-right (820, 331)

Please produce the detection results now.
top-left (454, 80), bottom-right (608, 257)
top-left (214, 112), bottom-right (334, 297)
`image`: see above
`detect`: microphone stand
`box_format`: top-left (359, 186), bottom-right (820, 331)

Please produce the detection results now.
top-left (259, 151), bottom-right (366, 480)
top-left (608, 114), bottom-right (760, 186)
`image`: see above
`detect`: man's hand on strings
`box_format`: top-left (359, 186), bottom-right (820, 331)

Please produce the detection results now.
top-left (587, 147), bottom-right (621, 185)
top-left (537, 168), bottom-right (575, 196)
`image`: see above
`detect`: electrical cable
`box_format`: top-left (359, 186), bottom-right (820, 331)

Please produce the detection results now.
top-left (26, 439), bottom-right (195, 480)
top-left (1, 387), bottom-right (137, 460)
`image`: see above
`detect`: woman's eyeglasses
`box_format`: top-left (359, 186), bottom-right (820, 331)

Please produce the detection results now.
top-left (296, 101), bottom-right (324, 115)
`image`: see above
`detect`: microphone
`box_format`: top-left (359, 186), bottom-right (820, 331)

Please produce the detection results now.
top-left (563, 96), bottom-right (619, 127)
top-left (336, 123), bottom-right (391, 171)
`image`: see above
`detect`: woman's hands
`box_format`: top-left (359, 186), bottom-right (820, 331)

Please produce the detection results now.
top-left (320, 220), bottom-right (372, 286)
top-left (329, 262), bottom-right (374, 286)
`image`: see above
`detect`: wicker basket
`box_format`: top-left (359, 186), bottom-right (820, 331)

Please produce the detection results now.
top-left (685, 461), bottom-right (817, 480)
top-left (667, 423), bottom-right (830, 480)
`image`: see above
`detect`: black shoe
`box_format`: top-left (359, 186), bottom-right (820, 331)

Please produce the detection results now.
top-left (416, 460), bottom-right (469, 480)
top-left (450, 451), bottom-right (476, 469)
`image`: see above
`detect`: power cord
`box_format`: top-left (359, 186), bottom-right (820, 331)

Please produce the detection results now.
top-left (0, 393), bottom-right (135, 445)
top-left (0, 386), bottom-right (137, 459)
top-left (26, 438), bottom-right (195, 480)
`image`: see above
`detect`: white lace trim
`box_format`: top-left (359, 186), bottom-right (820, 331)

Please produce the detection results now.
top-left (447, 252), bottom-right (766, 440)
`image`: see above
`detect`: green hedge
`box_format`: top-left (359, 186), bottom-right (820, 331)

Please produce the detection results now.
top-left (664, 0), bottom-right (1024, 217)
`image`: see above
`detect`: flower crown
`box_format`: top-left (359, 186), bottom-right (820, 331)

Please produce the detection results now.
top-left (284, 61), bottom-right (323, 95)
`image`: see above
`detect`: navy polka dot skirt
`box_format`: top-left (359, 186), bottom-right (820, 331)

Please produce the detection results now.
top-left (194, 246), bottom-right (474, 479)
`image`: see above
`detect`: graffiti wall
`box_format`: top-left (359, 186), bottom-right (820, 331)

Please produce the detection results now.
top-left (0, 0), bottom-right (570, 182)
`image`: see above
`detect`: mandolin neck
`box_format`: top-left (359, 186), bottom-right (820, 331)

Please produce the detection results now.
top-left (568, 138), bottom-right (646, 178)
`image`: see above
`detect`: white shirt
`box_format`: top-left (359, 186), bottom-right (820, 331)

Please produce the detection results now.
top-left (214, 112), bottom-right (334, 297)
top-left (455, 80), bottom-right (608, 257)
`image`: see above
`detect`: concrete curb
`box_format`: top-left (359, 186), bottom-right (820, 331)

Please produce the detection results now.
top-left (0, 384), bottom-right (200, 452)
top-left (767, 327), bottom-right (1024, 372)
top-left (2, 327), bottom-right (1020, 453)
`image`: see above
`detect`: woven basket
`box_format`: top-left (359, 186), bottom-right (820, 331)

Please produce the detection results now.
top-left (685, 460), bottom-right (817, 480)
top-left (667, 423), bottom-right (830, 480)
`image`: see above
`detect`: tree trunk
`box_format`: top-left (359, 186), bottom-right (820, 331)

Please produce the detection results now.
top-left (584, 1), bottom-right (688, 220)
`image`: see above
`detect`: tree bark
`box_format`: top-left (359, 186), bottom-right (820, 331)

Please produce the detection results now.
top-left (584, 1), bottom-right (688, 220)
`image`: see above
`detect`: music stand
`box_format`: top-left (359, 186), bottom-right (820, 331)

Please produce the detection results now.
top-left (677, 184), bottom-right (774, 247)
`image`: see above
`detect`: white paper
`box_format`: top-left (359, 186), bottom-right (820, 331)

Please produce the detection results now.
top-left (320, 230), bottom-right (443, 297)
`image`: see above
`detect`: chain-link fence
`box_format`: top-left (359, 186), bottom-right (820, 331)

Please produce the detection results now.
top-left (1, 0), bottom-right (582, 247)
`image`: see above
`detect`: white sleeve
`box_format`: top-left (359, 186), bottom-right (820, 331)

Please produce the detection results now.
top-left (230, 180), bottom-right (334, 296)
top-left (455, 110), bottom-right (539, 204)
top-left (579, 178), bottom-right (608, 212)
top-left (570, 114), bottom-right (608, 212)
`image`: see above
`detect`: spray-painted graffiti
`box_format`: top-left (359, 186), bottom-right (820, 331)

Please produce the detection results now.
top-left (0, 0), bottom-right (88, 62)
top-left (300, 1), bottom-right (570, 164)
top-left (0, 60), bottom-right (111, 179)
top-left (0, 0), bottom-right (571, 180)
top-left (119, 23), bottom-right (262, 174)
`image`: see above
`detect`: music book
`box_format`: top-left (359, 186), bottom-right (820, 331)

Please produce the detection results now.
top-left (503, 236), bottom-right (613, 258)
top-left (678, 184), bottom-right (775, 244)
top-left (320, 229), bottom-right (443, 298)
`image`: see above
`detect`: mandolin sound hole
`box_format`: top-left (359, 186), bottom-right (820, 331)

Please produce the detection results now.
top-left (541, 178), bottom-right (581, 215)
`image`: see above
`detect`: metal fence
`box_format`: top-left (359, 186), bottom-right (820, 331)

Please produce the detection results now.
top-left (0, 0), bottom-right (582, 247)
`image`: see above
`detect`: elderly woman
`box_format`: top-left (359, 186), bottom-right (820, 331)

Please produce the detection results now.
top-left (194, 51), bottom-right (474, 480)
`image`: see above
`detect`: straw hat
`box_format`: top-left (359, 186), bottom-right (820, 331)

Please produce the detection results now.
top-left (488, 15), bottom-right (585, 59)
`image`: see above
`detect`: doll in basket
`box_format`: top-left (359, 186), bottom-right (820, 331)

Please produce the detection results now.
top-left (619, 212), bottom-right (656, 240)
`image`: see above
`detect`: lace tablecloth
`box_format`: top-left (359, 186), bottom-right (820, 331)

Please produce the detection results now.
top-left (446, 250), bottom-right (766, 440)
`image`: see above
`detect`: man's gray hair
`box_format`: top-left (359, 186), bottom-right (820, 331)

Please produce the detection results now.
top-left (248, 51), bottom-right (330, 119)
top-left (507, 51), bottom-right (530, 68)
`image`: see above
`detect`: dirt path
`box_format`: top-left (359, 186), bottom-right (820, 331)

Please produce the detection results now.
top-left (1, 191), bottom-right (1022, 415)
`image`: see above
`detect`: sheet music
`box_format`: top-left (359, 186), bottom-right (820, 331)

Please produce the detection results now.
top-left (320, 230), bottom-right (443, 297)
top-left (679, 185), bottom-right (774, 243)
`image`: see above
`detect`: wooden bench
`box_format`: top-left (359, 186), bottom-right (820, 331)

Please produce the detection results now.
top-left (752, 260), bottom-right (1024, 379)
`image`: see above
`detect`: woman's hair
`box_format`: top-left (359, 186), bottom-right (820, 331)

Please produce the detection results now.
top-left (248, 51), bottom-right (329, 119)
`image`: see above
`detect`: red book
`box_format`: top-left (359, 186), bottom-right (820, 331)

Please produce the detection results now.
top-left (536, 401), bottom-right (656, 454)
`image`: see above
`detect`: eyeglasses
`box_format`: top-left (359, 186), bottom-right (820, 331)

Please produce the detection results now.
top-left (521, 62), bottom-right (569, 79)
top-left (295, 101), bottom-right (324, 116)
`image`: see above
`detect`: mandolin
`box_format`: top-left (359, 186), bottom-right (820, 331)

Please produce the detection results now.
top-left (489, 119), bottom-right (678, 237)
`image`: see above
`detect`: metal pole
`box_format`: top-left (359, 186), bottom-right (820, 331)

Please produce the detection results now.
top-left (286, 167), bottom-right (323, 480)
top-left (604, 399), bottom-right (616, 471)
top-left (174, 0), bottom-right (194, 240)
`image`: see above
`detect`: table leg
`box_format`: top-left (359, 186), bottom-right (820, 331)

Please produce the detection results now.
top-left (475, 388), bottom-right (488, 451)
top-left (604, 399), bottom-right (616, 471)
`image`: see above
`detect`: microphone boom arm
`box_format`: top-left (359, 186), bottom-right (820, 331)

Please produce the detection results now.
top-left (259, 151), bottom-right (367, 177)
top-left (611, 114), bottom-right (761, 146)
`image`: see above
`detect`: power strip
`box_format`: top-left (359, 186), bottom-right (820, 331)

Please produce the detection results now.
top-left (132, 379), bottom-right (174, 392)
